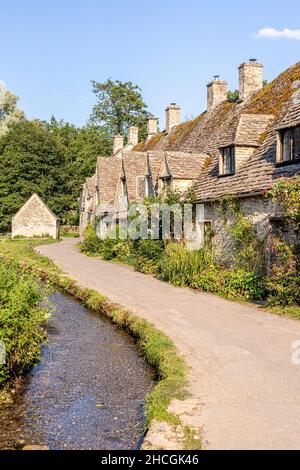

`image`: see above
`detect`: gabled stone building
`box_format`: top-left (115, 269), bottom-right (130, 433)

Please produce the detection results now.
top-left (80, 60), bottom-right (300, 252)
top-left (12, 193), bottom-right (59, 239)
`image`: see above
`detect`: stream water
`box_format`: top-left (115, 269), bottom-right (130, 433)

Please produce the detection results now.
top-left (0, 291), bottom-right (154, 450)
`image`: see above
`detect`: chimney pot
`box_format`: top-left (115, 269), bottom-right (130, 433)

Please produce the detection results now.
top-left (165, 103), bottom-right (181, 133)
top-left (239, 60), bottom-right (263, 101)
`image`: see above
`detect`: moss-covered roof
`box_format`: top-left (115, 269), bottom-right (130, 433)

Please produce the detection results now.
top-left (132, 61), bottom-right (300, 201)
top-left (83, 61), bottom-right (300, 210)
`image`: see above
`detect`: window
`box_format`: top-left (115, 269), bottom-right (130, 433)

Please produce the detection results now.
top-left (162, 176), bottom-right (172, 189)
top-left (278, 125), bottom-right (300, 164)
top-left (145, 175), bottom-right (153, 197)
top-left (220, 146), bottom-right (235, 176)
top-left (121, 177), bottom-right (127, 197)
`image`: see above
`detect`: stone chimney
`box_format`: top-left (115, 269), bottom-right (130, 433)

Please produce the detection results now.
top-left (239, 59), bottom-right (263, 101)
top-left (147, 116), bottom-right (159, 141)
top-left (166, 103), bottom-right (181, 133)
top-left (207, 76), bottom-right (228, 112)
top-left (113, 135), bottom-right (124, 154)
top-left (127, 126), bottom-right (138, 146)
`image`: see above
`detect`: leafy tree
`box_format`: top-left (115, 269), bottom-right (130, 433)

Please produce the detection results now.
top-left (0, 82), bottom-right (24, 135)
top-left (227, 81), bottom-right (268, 103)
top-left (89, 79), bottom-right (150, 140)
top-left (0, 120), bottom-right (71, 231)
top-left (47, 116), bottom-right (111, 177)
top-left (0, 116), bottom-right (113, 231)
top-left (227, 89), bottom-right (239, 103)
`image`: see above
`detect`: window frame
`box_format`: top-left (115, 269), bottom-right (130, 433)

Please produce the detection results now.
top-left (120, 177), bottom-right (127, 197)
top-left (145, 175), bottom-right (153, 198)
top-left (219, 146), bottom-right (235, 177)
top-left (277, 124), bottom-right (300, 166)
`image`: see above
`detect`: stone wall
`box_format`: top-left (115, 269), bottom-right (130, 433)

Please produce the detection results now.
top-left (204, 195), bottom-right (299, 265)
top-left (12, 195), bottom-right (59, 239)
top-left (172, 179), bottom-right (194, 191)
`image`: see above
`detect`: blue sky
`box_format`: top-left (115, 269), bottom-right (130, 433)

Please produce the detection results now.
top-left (1, 0), bottom-right (300, 127)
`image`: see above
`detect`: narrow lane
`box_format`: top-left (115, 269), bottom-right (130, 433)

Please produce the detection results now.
top-left (38, 238), bottom-right (300, 450)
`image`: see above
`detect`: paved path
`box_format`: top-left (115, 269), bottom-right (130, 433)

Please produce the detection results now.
top-left (38, 238), bottom-right (300, 450)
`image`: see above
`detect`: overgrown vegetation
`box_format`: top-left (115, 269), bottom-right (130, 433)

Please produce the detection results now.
top-left (0, 256), bottom-right (49, 388)
top-left (81, 181), bottom-right (300, 309)
top-left (266, 177), bottom-right (300, 307)
top-left (267, 176), bottom-right (300, 229)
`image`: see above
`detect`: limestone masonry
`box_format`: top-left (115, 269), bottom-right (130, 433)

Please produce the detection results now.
top-left (12, 193), bottom-right (59, 239)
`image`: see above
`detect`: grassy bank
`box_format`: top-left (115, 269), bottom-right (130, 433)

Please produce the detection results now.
top-left (0, 254), bottom-right (50, 391)
top-left (0, 238), bottom-right (195, 447)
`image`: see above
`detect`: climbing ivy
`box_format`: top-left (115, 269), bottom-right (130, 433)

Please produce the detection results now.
top-left (218, 195), bottom-right (265, 273)
top-left (267, 176), bottom-right (300, 230)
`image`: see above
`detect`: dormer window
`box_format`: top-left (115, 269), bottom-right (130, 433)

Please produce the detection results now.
top-left (160, 175), bottom-right (172, 189)
top-left (219, 146), bottom-right (235, 176)
top-left (277, 125), bottom-right (300, 165)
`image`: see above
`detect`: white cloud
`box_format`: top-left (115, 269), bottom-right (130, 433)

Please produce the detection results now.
top-left (255, 27), bottom-right (300, 41)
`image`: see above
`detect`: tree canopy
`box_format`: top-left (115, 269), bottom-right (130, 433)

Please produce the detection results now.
top-left (89, 79), bottom-right (150, 140)
top-left (0, 83), bottom-right (24, 136)
top-left (0, 78), bottom-right (150, 231)
top-left (0, 118), bottom-right (111, 230)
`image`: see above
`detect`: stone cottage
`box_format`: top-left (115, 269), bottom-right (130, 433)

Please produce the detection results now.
top-left (12, 193), bottom-right (59, 239)
top-left (80, 59), bottom-right (300, 254)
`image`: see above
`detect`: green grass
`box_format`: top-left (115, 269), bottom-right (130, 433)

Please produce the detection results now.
top-left (0, 238), bottom-right (190, 442)
top-left (0, 238), bottom-right (58, 268)
top-left (183, 426), bottom-right (202, 450)
top-left (267, 304), bottom-right (300, 321)
top-left (0, 256), bottom-right (50, 389)
top-left (60, 232), bottom-right (79, 238)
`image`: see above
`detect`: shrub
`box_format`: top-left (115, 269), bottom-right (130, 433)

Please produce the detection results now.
top-left (113, 239), bottom-right (135, 265)
top-left (134, 239), bottom-right (165, 274)
top-left (99, 237), bottom-right (119, 260)
top-left (222, 269), bottom-right (266, 300)
top-left (189, 264), bottom-right (223, 292)
top-left (157, 243), bottom-right (211, 286)
top-left (80, 224), bottom-right (102, 254)
top-left (267, 239), bottom-right (300, 306)
top-left (191, 266), bottom-right (266, 300)
top-left (0, 258), bottom-right (49, 387)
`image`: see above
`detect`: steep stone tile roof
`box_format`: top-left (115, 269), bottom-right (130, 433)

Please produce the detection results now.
top-left (12, 193), bottom-right (58, 221)
top-left (134, 61), bottom-right (300, 201)
top-left (85, 175), bottom-right (96, 197)
top-left (234, 114), bottom-right (274, 146)
top-left (159, 152), bottom-right (208, 179)
top-left (121, 152), bottom-right (148, 202)
top-left (118, 151), bottom-right (206, 202)
top-left (83, 61), bottom-right (300, 213)
top-left (96, 157), bottom-right (121, 206)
